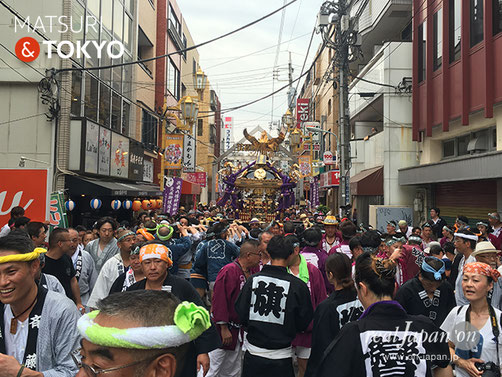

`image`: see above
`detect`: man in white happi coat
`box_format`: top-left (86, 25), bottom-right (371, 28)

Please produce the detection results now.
top-left (0, 233), bottom-right (80, 377)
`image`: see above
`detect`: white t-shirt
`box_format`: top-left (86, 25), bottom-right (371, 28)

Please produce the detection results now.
top-left (441, 305), bottom-right (502, 377)
top-left (3, 305), bottom-right (29, 364)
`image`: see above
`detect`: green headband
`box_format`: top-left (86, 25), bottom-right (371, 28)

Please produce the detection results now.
top-left (77, 302), bottom-right (210, 349)
top-left (156, 225), bottom-right (174, 242)
top-left (117, 231), bottom-right (135, 242)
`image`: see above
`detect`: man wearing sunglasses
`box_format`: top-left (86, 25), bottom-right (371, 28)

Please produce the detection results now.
top-left (0, 233), bottom-right (80, 377)
top-left (75, 290), bottom-right (210, 377)
top-left (207, 240), bottom-right (261, 377)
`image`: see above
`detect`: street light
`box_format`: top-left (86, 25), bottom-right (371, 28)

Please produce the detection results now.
top-left (282, 109), bottom-right (294, 131)
top-left (305, 126), bottom-right (338, 144)
top-left (180, 96), bottom-right (198, 124)
top-left (289, 127), bottom-right (302, 146)
top-left (194, 68), bottom-right (207, 93)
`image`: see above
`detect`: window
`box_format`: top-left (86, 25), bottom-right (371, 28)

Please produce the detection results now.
top-left (433, 11), bottom-right (442, 70)
top-left (193, 58), bottom-right (197, 74)
top-left (470, 0), bottom-right (484, 46)
top-left (124, 15), bottom-right (132, 50)
top-left (449, 0), bottom-right (461, 62)
top-left (87, 0), bottom-right (100, 19)
top-left (494, 0), bottom-right (502, 35)
top-left (142, 110), bottom-right (158, 146)
top-left (197, 119), bottom-right (203, 137)
top-left (122, 101), bottom-right (130, 136)
top-left (441, 129), bottom-right (497, 159)
top-left (169, 5), bottom-right (181, 35)
top-left (328, 99), bottom-right (332, 115)
top-left (113, 0), bottom-right (123, 40)
top-left (418, 22), bottom-right (426, 82)
top-left (102, 0), bottom-right (112, 32)
top-left (167, 58), bottom-right (180, 99)
top-left (111, 93), bottom-right (121, 132)
top-left (99, 84), bottom-right (110, 127)
top-left (210, 124), bottom-right (216, 144)
top-left (84, 73), bottom-right (99, 121)
top-left (181, 83), bottom-right (186, 97)
top-left (71, 69), bottom-right (82, 117)
top-left (138, 27), bottom-right (154, 75)
top-left (442, 139), bottom-right (455, 158)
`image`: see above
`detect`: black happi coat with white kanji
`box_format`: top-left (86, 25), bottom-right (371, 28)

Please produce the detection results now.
top-left (305, 287), bottom-right (364, 377)
top-left (317, 301), bottom-right (450, 377)
top-left (234, 264), bottom-right (314, 350)
top-left (395, 276), bottom-right (456, 326)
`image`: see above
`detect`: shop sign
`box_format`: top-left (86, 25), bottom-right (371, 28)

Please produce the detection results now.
top-left (296, 98), bottom-right (309, 128)
top-left (128, 141), bottom-right (144, 181)
top-left (110, 133), bottom-right (129, 178)
top-left (143, 159), bottom-right (154, 183)
top-left (320, 170), bottom-right (340, 187)
top-left (85, 121), bottom-right (99, 174)
top-left (0, 169), bottom-right (49, 226)
top-left (98, 126), bottom-right (111, 176)
top-left (223, 117), bottom-right (233, 152)
top-left (323, 151), bottom-right (335, 165)
top-left (182, 130), bottom-right (196, 173)
top-left (186, 172), bottom-right (206, 187)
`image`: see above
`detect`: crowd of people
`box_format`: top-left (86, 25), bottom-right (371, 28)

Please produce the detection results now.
top-left (1, 204), bottom-right (502, 377)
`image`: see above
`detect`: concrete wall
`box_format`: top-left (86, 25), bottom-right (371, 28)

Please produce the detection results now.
top-left (349, 42), bottom-right (415, 207)
top-left (0, 0), bottom-right (64, 173)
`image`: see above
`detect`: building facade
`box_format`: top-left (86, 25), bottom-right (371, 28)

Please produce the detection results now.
top-left (345, 0), bottom-right (415, 225)
top-left (399, 0), bottom-right (502, 226)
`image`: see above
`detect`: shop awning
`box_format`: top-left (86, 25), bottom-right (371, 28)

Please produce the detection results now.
top-left (66, 176), bottom-right (162, 197)
top-left (181, 180), bottom-right (201, 195)
top-left (350, 166), bottom-right (383, 196)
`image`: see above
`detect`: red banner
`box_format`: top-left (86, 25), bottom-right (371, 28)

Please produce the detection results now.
top-left (296, 98), bottom-right (309, 129)
top-left (185, 172), bottom-right (207, 187)
top-left (0, 169), bottom-right (49, 226)
top-left (320, 170), bottom-right (340, 187)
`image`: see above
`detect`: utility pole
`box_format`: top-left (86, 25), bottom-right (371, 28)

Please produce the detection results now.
top-left (317, 0), bottom-right (361, 217)
top-left (338, 32), bottom-right (350, 216)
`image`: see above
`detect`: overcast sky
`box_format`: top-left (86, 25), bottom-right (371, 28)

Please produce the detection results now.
top-left (177, 0), bottom-right (322, 141)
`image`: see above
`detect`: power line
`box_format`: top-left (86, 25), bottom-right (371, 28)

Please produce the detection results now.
top-left (57, 0), bottom-right (298, 73)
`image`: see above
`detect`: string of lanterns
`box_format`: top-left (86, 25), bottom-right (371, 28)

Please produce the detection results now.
top-left (64, 198), bottom-right (163, 211)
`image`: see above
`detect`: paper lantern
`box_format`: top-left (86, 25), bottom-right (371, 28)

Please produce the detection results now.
top-left (111, 200), bottom-right (122, 210)
top-left (141, 200), bottom-right (151, 210)
top-left (123, 200), bottom-right (132, 210)
top-left (149, 199), bottom-right (157, 209)
top-left (64, 200), bottom-right (75, 212)
top-left (90, 199), bottom-right (102, 210)
top-left (156, 199), bottom-right (163, 209)
top-left (132, 200), bottom-right (142, 211)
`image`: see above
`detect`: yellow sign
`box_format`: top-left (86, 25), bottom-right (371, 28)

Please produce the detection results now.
top-left (298, 155), bottom-right (312, 178)
top-left (164, 134), bottom-right (184, 169)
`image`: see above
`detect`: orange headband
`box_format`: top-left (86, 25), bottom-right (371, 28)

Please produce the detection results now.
top-left (136, 228), bottom-right (155, 241)
top-left (139, 244), bottom-right (173, 268)
top-left (464, 262), bottom-right (501, 281)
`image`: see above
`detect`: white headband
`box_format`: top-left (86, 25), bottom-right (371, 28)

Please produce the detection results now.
top-left (454, 232), bottom-right (479, 241)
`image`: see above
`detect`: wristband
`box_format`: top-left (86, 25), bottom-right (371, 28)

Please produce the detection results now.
top-left (16, 365), bottom-right (25, 377)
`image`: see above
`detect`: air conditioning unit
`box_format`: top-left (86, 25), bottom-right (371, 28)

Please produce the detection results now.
top-left (467, 134), bottom-right (488, 153)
